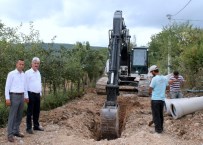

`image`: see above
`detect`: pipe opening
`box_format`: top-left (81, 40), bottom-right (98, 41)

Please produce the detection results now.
top-left (170, 104), bottom-right (177, 117)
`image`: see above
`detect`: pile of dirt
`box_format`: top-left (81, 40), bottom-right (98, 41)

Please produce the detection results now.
top-left (0, 90), bottom-right (203, 145)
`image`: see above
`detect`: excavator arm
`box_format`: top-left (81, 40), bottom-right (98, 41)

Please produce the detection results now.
top-left (100, 10), bottom-right (130, 139)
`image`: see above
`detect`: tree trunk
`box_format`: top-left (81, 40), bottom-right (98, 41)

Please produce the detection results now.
top-left (77, 79), bottom-right (80, 95)
top-left (71, 82), bottom-right (73, 97)
top-left (53, 81), bottom-right (57, 95)
top-left (63, 79), bottom-right (66, 93)
top-left (43, 78), bottom-right (46, 96)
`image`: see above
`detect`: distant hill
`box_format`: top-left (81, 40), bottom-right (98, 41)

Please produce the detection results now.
top-left (41, 43), bottom-right (107, 50)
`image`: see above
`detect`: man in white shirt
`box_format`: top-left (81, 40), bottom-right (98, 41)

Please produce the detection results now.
top-left (5, 59), bottom-right (29, 142)
top-left (25, 57), bottom-right (44, 134)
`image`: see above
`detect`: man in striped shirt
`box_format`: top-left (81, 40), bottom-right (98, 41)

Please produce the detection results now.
top-left (169, 71), bottom-right (185, 99)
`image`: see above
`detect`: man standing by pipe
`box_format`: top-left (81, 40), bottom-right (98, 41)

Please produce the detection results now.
top-left (149, 65), bottom-right (169, 133)
top-left (169, 71), bottom-right (184, 99)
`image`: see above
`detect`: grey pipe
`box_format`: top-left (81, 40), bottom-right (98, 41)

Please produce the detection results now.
top-left (165, 98), bottom-right (187, 114)
top-left (165, 98), bottom-right (173, 114)
top-left (170, 96), bottom-right (203, 119)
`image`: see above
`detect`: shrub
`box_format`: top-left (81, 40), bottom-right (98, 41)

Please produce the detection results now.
top-left (0, 103), bottom-right (9, 127)
top-left (40, 90), bottom-right (83, 111)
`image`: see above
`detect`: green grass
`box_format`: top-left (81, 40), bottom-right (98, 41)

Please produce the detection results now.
top-left (41, 90), bottom-right (83, 110)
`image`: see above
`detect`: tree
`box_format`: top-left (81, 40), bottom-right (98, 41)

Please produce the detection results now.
top-left (149, 21), bottom-right (203, 88)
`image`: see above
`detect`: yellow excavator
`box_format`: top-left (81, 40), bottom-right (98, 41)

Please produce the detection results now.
top-left (98, 10), bottom-right (150, 139)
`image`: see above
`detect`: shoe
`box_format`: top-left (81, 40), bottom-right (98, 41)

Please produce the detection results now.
top-left (14, 132), bottom-right (24, 137)
top-left (8, 136), bottom-right (14, 142)
top-left (33, 126), bottom-right (44, 131)
top-left (26, 129), bottom-right (34, 134)
top-left (156, 129), bottom-right (163, 133)
top-left (148, 120), bottom-right (154, 126)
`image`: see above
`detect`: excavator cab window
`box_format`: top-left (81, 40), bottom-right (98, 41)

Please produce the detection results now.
top-left (132, 49), bottom-right (147, 66)
top-left (131, 47), bottom-right (148, 74)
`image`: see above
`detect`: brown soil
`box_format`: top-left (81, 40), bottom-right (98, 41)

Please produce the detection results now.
top-left (0, 89), bottom-right (203, 145)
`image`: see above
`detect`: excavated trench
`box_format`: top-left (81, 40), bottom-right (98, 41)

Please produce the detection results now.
top-left (41, 93), bottom-right (141, 141)
top-left (88, 111), bottom-right (124, 140)
top-left (89, 95), bottom-right (141, 141)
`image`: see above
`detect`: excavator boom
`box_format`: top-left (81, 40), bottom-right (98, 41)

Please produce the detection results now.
top-left (100, 10), bottom-right (130, 139)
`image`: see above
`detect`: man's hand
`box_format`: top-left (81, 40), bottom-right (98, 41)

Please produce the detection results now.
top-left (169, 79), bottom-right (178, 84)
top-left (175, 79), bottom-right (180, 82)
top-left (6, 99), bottom-right (11, 106)
top-left (149, 87), bottom-right (153, 96)
top-left (24, 98), bottom-right (29, 103)
top-left (166, 86), bottom-right (170, 98)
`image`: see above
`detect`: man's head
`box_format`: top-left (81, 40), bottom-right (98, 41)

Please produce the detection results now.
top-left (31, 57), bottom-right (40, 71)
top-left (173, 71), bottom-right (179, 79)
top-left (149, 65), bottom-right (159, 76)
top-left (16, 59), bottom-right (25, 72)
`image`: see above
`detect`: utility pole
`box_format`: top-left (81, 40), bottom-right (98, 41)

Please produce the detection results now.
top-left (166, 14), bottom-right (172, 74)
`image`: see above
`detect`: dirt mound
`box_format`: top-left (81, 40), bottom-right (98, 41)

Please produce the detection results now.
top-left (0, 90), bottom-right (203, 145)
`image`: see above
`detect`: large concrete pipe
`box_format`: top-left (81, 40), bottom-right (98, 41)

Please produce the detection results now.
top-left (165, 98), bottom-right (173, 114)
top-left (164, 98), bottom-right (187, 115)
top-left (170, 96), bottom-right (203, 119)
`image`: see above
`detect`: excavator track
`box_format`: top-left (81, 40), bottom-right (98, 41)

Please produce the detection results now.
top-left (96, 77), bottom-right (138, 95)
top-left (96, 77), bottom-right (108, 95)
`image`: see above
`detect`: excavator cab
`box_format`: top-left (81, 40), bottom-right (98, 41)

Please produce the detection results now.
top-left (131, 47), bottom-right (150, 96)
top-left (131, 47), bottom-right (148, 75)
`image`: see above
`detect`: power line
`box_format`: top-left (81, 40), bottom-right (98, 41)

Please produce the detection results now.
top-left (171, 0), bottom-right (192, 17)
top-left (172, 18), bottom-right (203, 22)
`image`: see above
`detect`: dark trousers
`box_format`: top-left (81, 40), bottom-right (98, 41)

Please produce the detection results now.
top-left (26, 91), bottom-right (40, 130)
top-left (151, 100), bottom-right (164, 133)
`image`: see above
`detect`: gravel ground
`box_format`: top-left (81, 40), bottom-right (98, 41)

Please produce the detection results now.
top-left (0, 89), bottom-right (203, 145)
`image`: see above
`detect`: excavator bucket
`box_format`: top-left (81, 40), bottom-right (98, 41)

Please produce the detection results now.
top-left (100, 104), bottom-right (120, 139)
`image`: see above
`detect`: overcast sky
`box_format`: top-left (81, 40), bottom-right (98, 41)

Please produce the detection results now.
top-left (0, 0), bottom-right (202, 47)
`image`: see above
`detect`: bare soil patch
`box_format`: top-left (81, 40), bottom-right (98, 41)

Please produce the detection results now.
top-left (0, 89), bottom-right (203, 145)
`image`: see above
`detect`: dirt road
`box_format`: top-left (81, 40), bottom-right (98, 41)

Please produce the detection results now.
top-left (0, 89), bottom-right (203, 145)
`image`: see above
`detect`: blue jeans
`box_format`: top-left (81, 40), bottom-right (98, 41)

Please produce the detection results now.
top-left (170, 92), bottom-right (183, 99)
